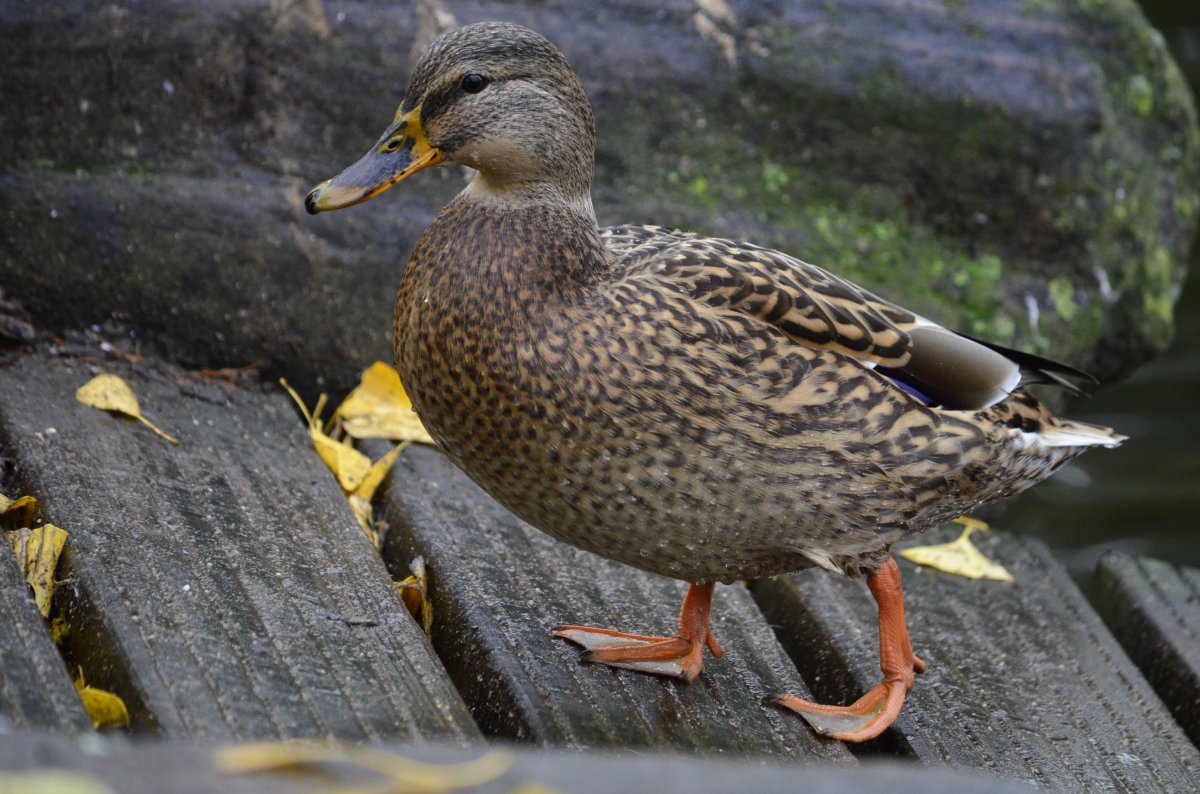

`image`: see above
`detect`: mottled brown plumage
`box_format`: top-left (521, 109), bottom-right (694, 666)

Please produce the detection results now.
top-left (307, 22), bottom-right (1124, 742)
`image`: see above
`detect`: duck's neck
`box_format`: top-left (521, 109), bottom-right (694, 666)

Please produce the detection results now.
top-left (462, 172), bottom-right (598, 223)
top-left (416, 181), bottom-right (611, 303)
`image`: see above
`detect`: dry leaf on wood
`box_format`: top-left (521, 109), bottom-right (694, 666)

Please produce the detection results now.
top-left (0, 492), bottom-right (38, 529)
top-left (76, 374), bottom-right (180, 444)
top-left (74, 668), bottom-right (130, 729)
top-left (900, 517), bottom-right (1014, 582)
top-left (336, 361), bottom-right (434, 444)
top-left (7, 523), bottom-right (68, 616)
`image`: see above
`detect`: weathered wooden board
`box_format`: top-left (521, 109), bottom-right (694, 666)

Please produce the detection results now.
top-left (1091, 553), bottom-right (1200, 747)
top-left (0, 550), bottom-right (90, 733)
top-left (752, 525), bottom-right (1200, 792)
top-left (0, 352), bottom-right (477, 741)
top-left (377, 445), bottom-right (851, 762)
top-left (0, 732), bottom-right (1036, 794)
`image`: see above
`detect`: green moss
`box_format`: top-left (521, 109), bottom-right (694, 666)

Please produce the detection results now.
top-left (1141, 246), bottom-right (1178, 327)
top-left (1031, 0), bottom-right (1200, 356)
top-left (761, 162), bottom-right (790, 197)
top-left (1125, 74), bottom-right (1154, 118)
top-left (1047, 276), bottom-right (1078, 321)
top-left (1174, 194), bottom-right (1196, 221)
top-left (687, 175), bottom-right (714, 208)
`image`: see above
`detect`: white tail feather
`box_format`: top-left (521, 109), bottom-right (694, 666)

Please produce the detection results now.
top-left (1036, 420), bottom-right (1126, 449)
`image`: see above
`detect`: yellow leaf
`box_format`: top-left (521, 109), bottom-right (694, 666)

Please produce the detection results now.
top-left (74, 668), bottom-right (130, 729)
top-left (311, 426), bottom-right (372, 493)
top-left (76, 374), bottom-right (180, 444)
top-left (0, 771), bottom-right (115, 794)
top-left (900, 518), bottom-right (1014, 582)
top-left (51, 616), bottom-right (70, 645)
top-left (336, 362), bottom-right (434, 444)
top-left (283, 379), bottom-right (412, 547)
top-left (394, 556), bottom-right (433, 638)
top-left (217, 743), bottom-right (510, 790)
top-left (9, 524), bottom-right (68, 617)
top-left (348, 494), bottom-right (379, 549)
top-left (0, 492), bottom-right (38, 529)
top-left (354, 441), bottom-right (410, 502)
top-left (281, 379), bottom-right (373, 493)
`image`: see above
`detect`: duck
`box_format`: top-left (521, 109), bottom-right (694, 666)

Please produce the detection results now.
top-left (305, 21), bottom-right (1124, 743)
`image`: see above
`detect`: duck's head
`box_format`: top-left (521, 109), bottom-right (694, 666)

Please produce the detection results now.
top-left (306, 22), bottom-right (596, 214)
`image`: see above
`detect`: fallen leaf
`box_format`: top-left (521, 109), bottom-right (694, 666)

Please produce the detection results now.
top-left (0, 771), bottom-right (115, 794)
top-left (900, 517), bottom-right (1014, 582)
top-left (8, 524), bottom-right (69, 616)
top-left (74, 668), bottom-right (130, 729)
top-left (217, 743), bottom-right (510, 790)
top-left (312, 428), bottom-right (372, 493)
top-left (199, 362), bottom-right (261, 384)
top-left (336, 362), bottom-right (434, 444)
top-left (394, 556), bottom-right (433, 638)
top-left (50, 616), bottom-right (70, 645)
top-left (354, 441), bottom-right (409, 502)
top-left (76, 374), bottom-right (180, 444)
top-left (0, 492), bottom-right (38, 529)
top-left (282, 379), bottom-right (372, 493)
top-left (348, 494), bottom-right (379, 549)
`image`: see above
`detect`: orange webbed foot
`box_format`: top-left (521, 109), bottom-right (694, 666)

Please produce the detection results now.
top-left (774, 676), bottom-right (912, 742)
top-left (553, 582), bottom-right (722, 681)
top-left (775, 557), bottom-right (925, 743)
top-left (552, 626), bottom-right (706, 680)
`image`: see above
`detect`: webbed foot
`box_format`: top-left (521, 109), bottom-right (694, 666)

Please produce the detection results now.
top-left (553, 582), bottom-right (722, 681)
top-left (774, 557), bottom-right (925, 742)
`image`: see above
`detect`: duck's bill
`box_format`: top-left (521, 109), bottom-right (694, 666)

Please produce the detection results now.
top-left (305, 109), bottom-right (443, 214)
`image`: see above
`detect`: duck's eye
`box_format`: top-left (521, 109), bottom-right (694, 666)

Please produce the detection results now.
top-left (460, 73), bottom-right (489, 94)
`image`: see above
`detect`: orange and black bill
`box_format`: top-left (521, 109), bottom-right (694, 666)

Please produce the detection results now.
top-left (305, 107), bottom-right (442, 214)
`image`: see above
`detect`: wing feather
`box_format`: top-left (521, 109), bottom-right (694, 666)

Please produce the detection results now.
top-left (599, 225), bottom-right (1096, 411)
top-left (602, 225), bottom-right (914, 367)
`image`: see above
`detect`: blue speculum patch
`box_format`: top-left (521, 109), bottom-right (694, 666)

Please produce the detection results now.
top-left (884, 374), bottom-right (935, 406)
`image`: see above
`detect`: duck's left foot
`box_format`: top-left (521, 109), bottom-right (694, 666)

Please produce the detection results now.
top-left (774, 676), bottom-right (915, 742)
top-left (553, 582), bottom-right (722, 681)
top-left (774, 557), bottom-right (925, 742)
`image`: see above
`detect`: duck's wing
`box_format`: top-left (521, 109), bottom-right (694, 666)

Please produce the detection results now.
top-left (600, 225), bottom-right (1093, 411)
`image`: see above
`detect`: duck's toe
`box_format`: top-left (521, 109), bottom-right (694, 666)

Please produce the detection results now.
top-left (554, 625), bottom-right (704, 680)
top-left (773, 682), bottom-right (907, 742)
top-left (552, 582), bottom-right (720, 681)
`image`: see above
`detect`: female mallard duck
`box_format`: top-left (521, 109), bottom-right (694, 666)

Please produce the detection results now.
top-left (306, 22), bottom-right (1123, 742)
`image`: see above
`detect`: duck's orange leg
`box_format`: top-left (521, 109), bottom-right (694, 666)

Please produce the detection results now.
top-left (553, 582), bottom-right (724, 681)
top-left (775, 557), bottom-right (926, 742)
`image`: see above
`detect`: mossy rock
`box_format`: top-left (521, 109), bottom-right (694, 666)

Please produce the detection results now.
top-left (0, 0), bottom-right (1195, 395)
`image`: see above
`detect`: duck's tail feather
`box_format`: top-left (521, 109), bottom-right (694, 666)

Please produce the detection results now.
top-left (1037, 419), bottom-right (1126, 449)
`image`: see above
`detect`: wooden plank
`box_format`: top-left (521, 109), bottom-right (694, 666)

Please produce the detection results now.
top-left (1091, 553), bottom-right (1200, 747)
top-left (0, 732), bottom-right (1036, 794)
top-left (752, 524), bottom-right (1200, 791)
top-left (0, 352), bottom-right (478, 741)
top-left (376, 445), bottom-right (852, 762)
top-left (0, 550), bottom-right (90, 732)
